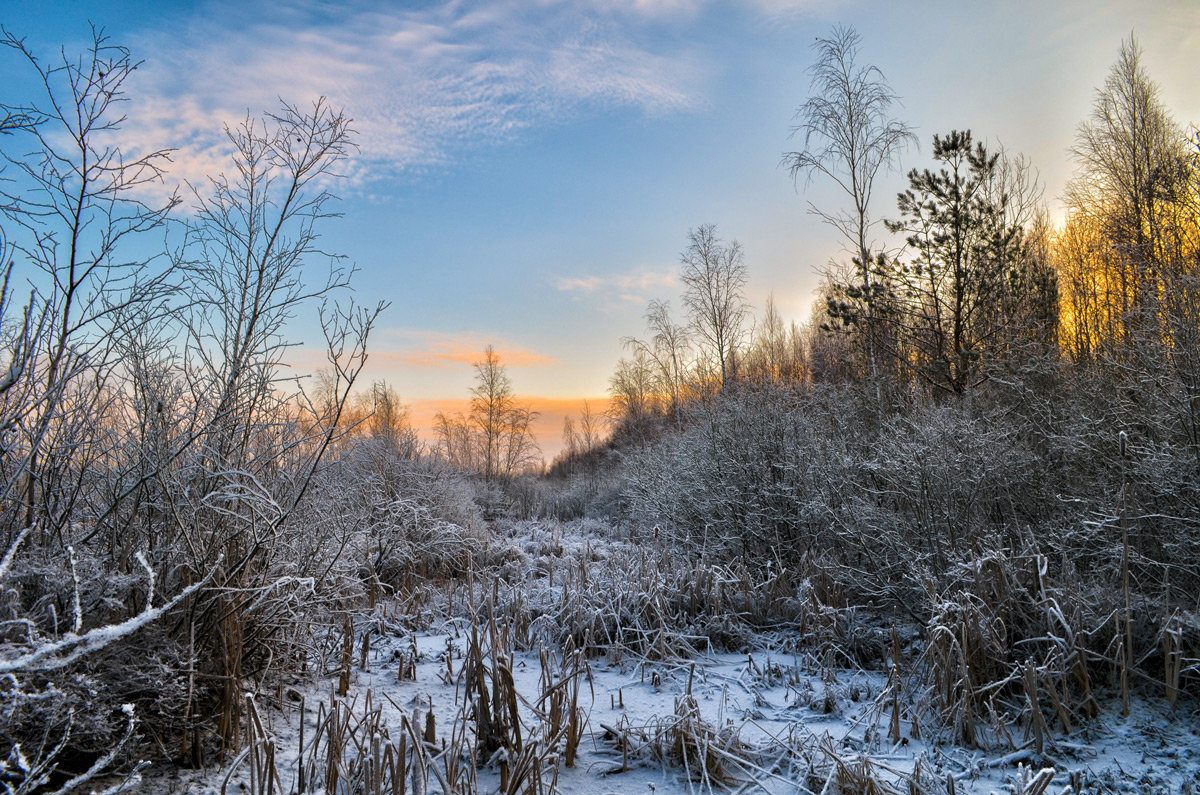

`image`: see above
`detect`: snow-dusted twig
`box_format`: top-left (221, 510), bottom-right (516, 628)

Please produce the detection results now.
top-left (0, 562), bottom-right (218, 674)
top-left (66, 545), bottom-right (82, 635)
top-left (0, 527), bottom-right (31, 580)
top-left (48, 706), bottom-right (143, 795)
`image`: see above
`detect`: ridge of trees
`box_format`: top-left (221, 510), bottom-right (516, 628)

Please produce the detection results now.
top-left (607, 32), bottom-right (1199, 453)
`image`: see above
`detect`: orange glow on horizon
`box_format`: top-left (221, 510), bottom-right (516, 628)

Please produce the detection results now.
top-left (408, 396), bottom-right (614, 463)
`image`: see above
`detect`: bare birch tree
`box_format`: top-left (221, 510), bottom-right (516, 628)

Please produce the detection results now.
top-left (622, 299), bottom-right (692, 423)
top-left (679, 225), bottom-right (748, 391)
top-left (783, 24), bottom-right (915, 407)
top-left (453, 346), bottom-right (541, 481)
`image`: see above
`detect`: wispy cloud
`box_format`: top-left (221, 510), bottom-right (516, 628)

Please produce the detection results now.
top-left (374, 330), bottom-right (556, 370)
top-left (120, 0), bottom-right (708, 188)
top-left (556, 268), bottom-right (676, 304)
top-left (285, 329), bottom-right (555, 375)
top-left (738, 0), bottom-right (839, 20)
top-left (550, 0), bottom-right (829, 22)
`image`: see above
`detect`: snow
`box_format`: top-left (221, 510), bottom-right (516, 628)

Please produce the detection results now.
top-left (145, 521), bottom-right (1200, 794)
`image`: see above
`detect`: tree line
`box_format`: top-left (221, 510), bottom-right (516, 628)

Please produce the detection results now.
top-left (607, 29), bottom-right (1199, 446)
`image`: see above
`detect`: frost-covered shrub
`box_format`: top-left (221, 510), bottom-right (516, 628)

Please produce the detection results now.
top-left (0, 542), bottom-right (197, 777)
top-left (0, 73), bottom-right (388, 780)
top-left (506, 471), bottom-right (622, 521)
top-left (300, 437), bottom-right (488, 592)
top-left (905, 540), bottom-right (1200, 750)
top-left (620, 366), bottom-right (1200, 737)
top-left (620, 373), bottom-right (1200, 617)
top-left (624, 383), bottom-right (854, 561)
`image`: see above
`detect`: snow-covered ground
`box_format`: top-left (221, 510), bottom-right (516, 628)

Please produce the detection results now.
top-left (149, 521), bottom-right (1200, 794)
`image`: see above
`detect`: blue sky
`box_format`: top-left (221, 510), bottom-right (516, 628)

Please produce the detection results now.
top-left (5, 0), bottom-right (1200, 455)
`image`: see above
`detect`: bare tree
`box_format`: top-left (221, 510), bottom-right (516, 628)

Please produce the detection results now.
top-left (354, 379), bottom-right (415, 453)
top-left (2, 49), bottom-right (380, 765)
top-left (579, 399), bottom-right (603, 450)
top-left (679, 225), bottom-right (748, 391)
top-left (471, 345), bottom-right (513, 482)
top-left (783, 24), bottom-right (915, 407)
top-left (0, 24), bottom-right (179, 632)
top-left (500, 402), bottom-right (540, 477)
top-left (0, 28), bottom-right (179, 538)
top-left (0, 28), bottom-right (396, 776)
top-left (178, 98), bottom-right (381, 551)
top-left (1065, 36), bottom-right (1200, 460)
top-left (556, 399), bottom-right (607, 476)
top-left (562, 414), bottom-right (580, 458)
top-left (746, 292), bottom-right (807, 384)
top-left (434, 410), bottom-right (476, 471)
top-left (622, 299), bottom-right (692, 423)
top-left (158, 97), bottom-right (382, 751)
top-left (0, 27), bottom-right (272, 782)
top-left (608, 348), bottom-right (657, 430)
top-left (466, 346), bottom-right (539, 481)
top-left (1067, 35), bottom-right (1182, 353)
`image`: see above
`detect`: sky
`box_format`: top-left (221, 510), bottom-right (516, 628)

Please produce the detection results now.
top-left (4, 0), bottom-right (1200, 459)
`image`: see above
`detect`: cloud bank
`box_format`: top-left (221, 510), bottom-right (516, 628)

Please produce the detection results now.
top-left (374, 329), bottom-right (556, 370)
top-left (121, 0), bottom-right (714, 188)
top-left (556, 268), bottom-right (677, 305)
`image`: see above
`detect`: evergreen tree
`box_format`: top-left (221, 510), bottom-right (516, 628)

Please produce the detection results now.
top-left (884, 131), bottom-right (1055, 395)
